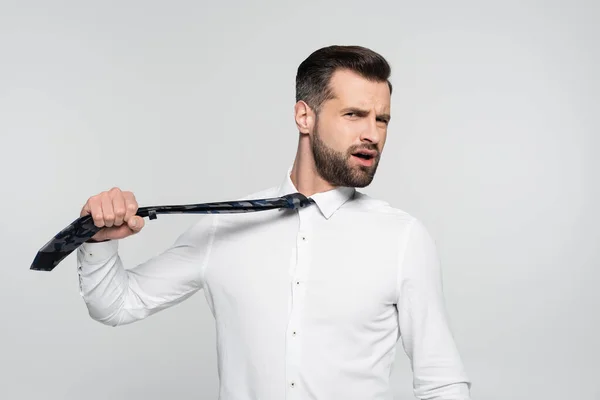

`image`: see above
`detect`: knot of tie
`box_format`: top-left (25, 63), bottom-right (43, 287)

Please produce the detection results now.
top-left (282, 192), bottom-right (315, 210)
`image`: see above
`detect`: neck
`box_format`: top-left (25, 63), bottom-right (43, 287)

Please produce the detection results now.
top-left (289, 135), bottom-right (335, 197)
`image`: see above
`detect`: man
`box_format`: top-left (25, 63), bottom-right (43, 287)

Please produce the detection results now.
top-left (77, 45), bottom-right (472, 399)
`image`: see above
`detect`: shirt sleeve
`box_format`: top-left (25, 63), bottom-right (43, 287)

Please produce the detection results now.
top-left (76, 214), bottom-right (218, 327)
top-left (396, 218), bottom-right (472, 399)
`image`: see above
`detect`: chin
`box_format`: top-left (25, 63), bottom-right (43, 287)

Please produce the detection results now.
top-left (353, 178), bottom-right (375, 188)
top-left (348, 168), bottom-right (376, 187)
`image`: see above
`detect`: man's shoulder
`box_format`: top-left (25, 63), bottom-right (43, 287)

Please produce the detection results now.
top-left (347, 190), bottom-right (418, 226)
top-left (346, 192), bottom-right (437, 245)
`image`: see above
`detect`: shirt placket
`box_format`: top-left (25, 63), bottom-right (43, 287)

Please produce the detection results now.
top-left (285, 204), bottom-right (315, 397)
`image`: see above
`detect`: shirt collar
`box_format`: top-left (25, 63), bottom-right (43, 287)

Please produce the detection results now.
top-left (277, 166), bottom-right (356, 219)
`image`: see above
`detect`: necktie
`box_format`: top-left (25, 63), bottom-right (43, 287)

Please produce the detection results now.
top-left (30, 192), bottom-right (314, 272)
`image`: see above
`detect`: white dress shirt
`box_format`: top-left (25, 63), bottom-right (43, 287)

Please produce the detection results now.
top-left (77, 168), bottom-right (472, 400)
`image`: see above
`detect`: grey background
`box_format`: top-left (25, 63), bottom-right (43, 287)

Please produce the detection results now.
top-left (1, 1), bottom-right (598, 399)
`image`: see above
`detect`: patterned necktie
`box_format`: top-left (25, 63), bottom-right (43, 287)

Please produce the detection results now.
top-left (30, 192), bottom-right (314, 272)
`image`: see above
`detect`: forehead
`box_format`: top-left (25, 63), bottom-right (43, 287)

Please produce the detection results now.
top-left (326, 69), bottom-right (391, 111)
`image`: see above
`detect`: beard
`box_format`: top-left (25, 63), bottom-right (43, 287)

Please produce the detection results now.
top-left (311, 123), bottom-right (381, 188)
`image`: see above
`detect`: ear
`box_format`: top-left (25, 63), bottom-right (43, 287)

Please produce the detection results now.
top-left (294, 101), bottom-right (315, 135)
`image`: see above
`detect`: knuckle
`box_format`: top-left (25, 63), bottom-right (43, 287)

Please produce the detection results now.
top-left (93, 215), bottom-right (104, 227)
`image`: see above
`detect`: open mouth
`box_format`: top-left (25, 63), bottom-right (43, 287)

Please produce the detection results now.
top-left (352, 149), bottom-right (377, 160)
top-left (351, 149), bottom-right (377, 166)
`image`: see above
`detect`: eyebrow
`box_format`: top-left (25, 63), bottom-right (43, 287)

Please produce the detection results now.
top-left (342, 107), bottom-right (391, 122)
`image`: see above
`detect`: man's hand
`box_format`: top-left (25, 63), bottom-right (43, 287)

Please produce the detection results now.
top-left (80, 187), bottom-right (145, 242)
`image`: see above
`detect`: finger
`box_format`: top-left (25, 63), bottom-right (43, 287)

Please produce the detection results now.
top-left (128, 215), bottom-right (145, 232)
top-left (123, 191), bottom-right (138, 223)
top-left (101, 193), bottom-right (115, 227)
top-left (89, 197), bottom-right (105, 228)
top-left (112, 192), bottom-right (126, 226)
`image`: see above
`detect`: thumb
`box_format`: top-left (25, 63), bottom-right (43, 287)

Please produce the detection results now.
top-left (127, 216), bottom-right (145, 232)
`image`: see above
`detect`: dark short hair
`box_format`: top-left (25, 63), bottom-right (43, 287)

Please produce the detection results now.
top-left (295, 45), bottom-right (392, 114)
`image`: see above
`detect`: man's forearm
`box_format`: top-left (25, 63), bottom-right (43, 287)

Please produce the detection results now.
top-left (77, 240), bottom-right (142, 326)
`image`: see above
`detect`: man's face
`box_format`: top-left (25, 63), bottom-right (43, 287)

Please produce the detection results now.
top-left (310, 69), bottom-right (391, 188)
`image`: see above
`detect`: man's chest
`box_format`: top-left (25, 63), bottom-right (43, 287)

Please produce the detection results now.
top-left (203, 215), bottom-right (400, 328)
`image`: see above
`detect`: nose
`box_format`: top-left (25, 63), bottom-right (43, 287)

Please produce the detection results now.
top-left (359, 117), bottom-right (381, 144)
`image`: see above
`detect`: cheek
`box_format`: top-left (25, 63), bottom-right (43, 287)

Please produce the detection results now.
top-left (319, 120), bottom-right (352, 148)
top-left (339, 118), bottom-right (367, 138)
top-left (380, 130), bottom-right (388, 146)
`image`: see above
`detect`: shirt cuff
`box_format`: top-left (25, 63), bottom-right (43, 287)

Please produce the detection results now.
top-left (78, 240), bottom-right (119, 264)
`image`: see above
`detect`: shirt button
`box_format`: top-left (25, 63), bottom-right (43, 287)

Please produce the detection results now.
top-left (290, 381), bottom-right (296, 388)
top-left (292, 331), bottom-right (297, 336)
